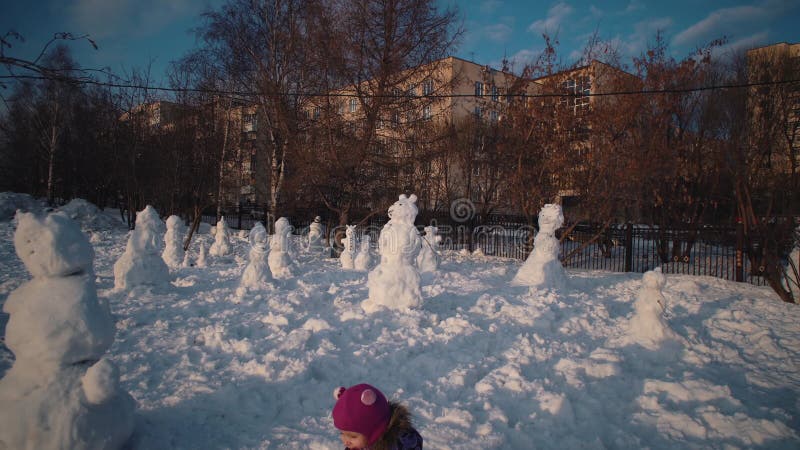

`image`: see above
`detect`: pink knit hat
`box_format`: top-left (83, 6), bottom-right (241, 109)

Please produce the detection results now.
top-left (332, 383), bottom-right (391, 446)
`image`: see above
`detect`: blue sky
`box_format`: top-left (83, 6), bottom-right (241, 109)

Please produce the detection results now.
top-left (1, 0), bottom-right (798, 85)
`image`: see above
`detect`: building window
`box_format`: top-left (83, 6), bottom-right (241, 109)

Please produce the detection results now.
top-left (474, 106), bottom-right (482, 118)
top-left (338, 102), bottom-right (345, 114)
top-left (407, 86), bottom-right (417, 97)
top-left (423, 105), bottom-right (432, 120)
top-left (422, 79), bottom-right (434, 96)
top-left (392, 111), bottom-right (400, 126)
top-left (475, 81), bottom-right (484, 97)
top-left (489, 110), bottom-right (499, 122)
top-left (491, 85), bottom-right (499, 102)
top-left (561, 75), bottom-right (591, 114)
top-left (243, 113), bottom-right (257, 132)
top-left (313, 106), bottom-right (321, 120)
top-left (349, 98), bottom-right (358, 113)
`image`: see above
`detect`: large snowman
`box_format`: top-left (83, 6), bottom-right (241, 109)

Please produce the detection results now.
top-left (268, 217), bottom-right (294, 279)
top-left (113, 205), bottom-right (170, 290)
top-left (512, 203), bottom-right (568, 290)
top-left (363, 194), bottom-right (422, 313)
top-left (241, 222), bottom-right (272, 288)
top-left (339, 225), bottom-right (357, 270)
top-left (627, 268), bottom-right (679, 350)
top-left (0, 212), bottom-right (134, 449)
top-left (209, 216), bottom-right (232, 257)
top-left (416, 225), bottom-right (441, 273)
top-left (162, 215), bottom-right (185, 268)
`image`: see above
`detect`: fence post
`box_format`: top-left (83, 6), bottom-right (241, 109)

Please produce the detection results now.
top-left (237, 201), bottom-right (243, 230)
top-left (735, 218), bottom-right (744, 282)
top-left (624, 223), bottom-right (633, 272)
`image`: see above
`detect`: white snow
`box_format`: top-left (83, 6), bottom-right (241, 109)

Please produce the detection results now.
top-left (1, 199), bottom-right (800, 449)
top-left (365, 194), bottom-right (423, 313)
top-left (513, 204), bottom-right (568, 290)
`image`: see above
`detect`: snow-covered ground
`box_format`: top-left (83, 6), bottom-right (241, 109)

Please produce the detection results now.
top-left (1, 207), bottom-right (800, 449)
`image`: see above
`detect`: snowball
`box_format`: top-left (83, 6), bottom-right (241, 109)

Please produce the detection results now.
top-left (3, 275), bottom-right (114, 366)
top-left (82, 358), bottom-right (120, 405)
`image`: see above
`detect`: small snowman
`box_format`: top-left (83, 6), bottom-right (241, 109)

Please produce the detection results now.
top-left (268, 217), bottom-right (294, 279)
top-left (241, 222), bottom-right (272, 288)
top-left (162, 215), bottom-right (185, 268)
top-left (417, 225), bottom-right (441, 273)
top-left (364, 194), bottom-right (422, 312)
top-left (512, 203), bottom-right (567, 290)
top-left (113, 205), bottom-right (170, 290)
top-left (0, 212), bottom-right (134, 450)
top-left (354, 234), bottom-right (372, 271)
top-left (196, 242), bottom-right (208, 268)
top-left (340, 225), bottom-right (357, 270)
top-left (628, 268), bottom-right (679, 349)
top-left (308, 216), bottom-right (326, 251)
top-left (209, 216), bottom-right (231, 257)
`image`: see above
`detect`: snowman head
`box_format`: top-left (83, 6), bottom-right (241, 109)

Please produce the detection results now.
top-left (165, 215), bottom-right (183, 230)
top-left (14, 211), bottom-right (94, 278)
top-left (642, 268), bottom-right (666, 290)
top-left (249, 222), bottom-right (268, 248)
top-left (275, 217), bottom-right (292, 235)
top-left (538, 204), bottom-right (564, 232)
top-left (387, 194), bottom-right (418, 226)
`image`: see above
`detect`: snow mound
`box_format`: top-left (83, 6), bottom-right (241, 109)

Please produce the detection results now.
top-left (0, 192), bottom-right (45, 220)
top-left (58, 198), bottom-right (124, 231)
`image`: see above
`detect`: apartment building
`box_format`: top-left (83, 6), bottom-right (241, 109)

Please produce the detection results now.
top-left (746, 42), bottom-right (800, 176)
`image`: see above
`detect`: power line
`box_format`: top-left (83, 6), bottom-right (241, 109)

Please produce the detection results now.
top-left (1, 73), bottom-right (798, 99)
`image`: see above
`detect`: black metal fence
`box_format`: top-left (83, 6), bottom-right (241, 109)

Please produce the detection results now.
top-left (200, 208), bottom-right (795, 287)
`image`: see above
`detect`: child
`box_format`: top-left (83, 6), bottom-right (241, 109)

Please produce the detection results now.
top-left (332, 383), bottom-right (422, 450)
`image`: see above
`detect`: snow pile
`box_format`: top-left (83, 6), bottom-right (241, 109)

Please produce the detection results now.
top-left (624, 268), bottom-right (680, 350)
top-left (57, 198), bottom-right (123, 231)
top-left (268, 217), bottom-right (294, 279)
top-left (340, 225), bottom-right (357, 269)
top-left (417, 225), bottom-right (441, 273)
top-left (307, 216), bottom-right (326, 251)
top-left (241, 222), bottom-right (272, 288)
top-left (0, 212), bottom-right (134, 450)
top-left (513, 203), bottom-right (567, 290)
top-left (364, 194), bottom-right (422, 313)
top-left (354, 234), bottom-right (372, 271)
top-left (113, 205), bottom-right (170, 290)
top-left (0, 192), bottom-right (45, 220)
top-left (162, 215), bottom-right (185, 269)
top-left (209, 217), bottom-right (231, 257)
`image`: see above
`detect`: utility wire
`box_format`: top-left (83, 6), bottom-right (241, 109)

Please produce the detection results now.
top-left (1, 74), bottom-right (798, 99)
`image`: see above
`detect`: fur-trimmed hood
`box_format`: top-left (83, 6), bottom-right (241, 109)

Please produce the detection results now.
top-left (368, 402), bottom-right (422, 450)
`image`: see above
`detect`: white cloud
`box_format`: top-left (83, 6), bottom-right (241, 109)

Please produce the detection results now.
top-left (484, 23), bottom-right (513, 42)
top-left (672, 5), bottom-right (768, 47)
top-left (624, 0), bottom-right (644, 14)
top-left (480, 0), bottom-right (503, 14)
top-left (672, 0), bottom-right (794, 48)
top-left (709, 31), bottom-right (770, 61)
top-left (527, 2), bottom-right (574, 35)
top-left (65, 0), bottom-right (200, 39)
